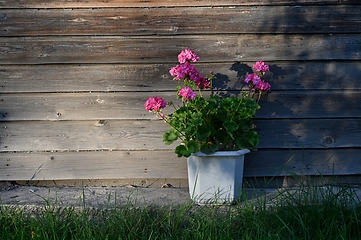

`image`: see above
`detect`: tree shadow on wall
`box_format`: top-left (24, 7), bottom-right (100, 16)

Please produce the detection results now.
top-left (212, 61), bottom-right (287, 99)
top-left (212, 62), bottom-right (252, 98)
top-left (250, 2), bottom-right (361, 176)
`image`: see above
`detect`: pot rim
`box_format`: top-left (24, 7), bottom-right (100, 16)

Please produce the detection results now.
top-left (191, 149), bottom-right (250, 157)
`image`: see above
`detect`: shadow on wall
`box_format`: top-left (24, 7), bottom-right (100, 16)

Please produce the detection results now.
top-left (209, 2), bottom-right (361, 175)
top-left (252, 3), bottom-right (361, 174)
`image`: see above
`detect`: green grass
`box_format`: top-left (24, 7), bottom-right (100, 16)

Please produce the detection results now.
top-left (1, 185), bottom-right (361, 240)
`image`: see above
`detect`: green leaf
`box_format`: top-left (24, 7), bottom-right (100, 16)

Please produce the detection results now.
top-left (175, 144), bottom-right (194, 158)
top-left (187, 140), bottom-right (199, 154)
top-left (235, 137), bottom-right (247, 149)
top-left (192, 118), bottom-right (202, 125)
top-left (200, 143), bottom-right (218, 154)
top-left (217, 109), bottom-right (228, 121)
top-left (175, 145), bottom-right (188, 158)
top-left (245, 131), bottom-right (259, 147)
top-left (163, 128), bottom-right (179, 145)
top-left (223, 120), bottom-right (238, 133)
top-left (197, 126), bottom-right (212, 142)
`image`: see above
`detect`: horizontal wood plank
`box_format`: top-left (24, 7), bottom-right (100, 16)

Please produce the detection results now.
top-left (1, 0), bottom-right (359, 8)
top-left (245, 148), bottom-right (361, 177)
top-left (1, 148), bottom-right (360, 181)
top-left (0, 151), bottom-right (187, 181)
top-left (0, 92), bottom-right (175, 121)
top-left (1, 91), bottom-right (360, 121)
top-left (14, 179), bottom-right (190, 188)
top-left (257, 119), bottom-right (361, 149)
top-left (1, 61), bottom-right (360, 93)
top-left (0, 119), bottom-right (360, 152)
top-left (1, 34), bottom-right (360, 64)
top-left (256, 90), bottom-right (361, 119)
top-left (2, 6), bottom-right (360, 36)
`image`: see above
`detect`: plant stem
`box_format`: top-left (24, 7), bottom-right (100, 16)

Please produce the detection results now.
top-left (157, 112), bottom-right (186, 141)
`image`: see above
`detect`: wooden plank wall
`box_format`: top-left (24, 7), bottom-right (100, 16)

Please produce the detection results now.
top-left (1, 0), bottom-right (361, 187)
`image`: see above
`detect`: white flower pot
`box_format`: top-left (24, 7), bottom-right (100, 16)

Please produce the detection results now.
top-left (187, 149), bottom-right (250, 205)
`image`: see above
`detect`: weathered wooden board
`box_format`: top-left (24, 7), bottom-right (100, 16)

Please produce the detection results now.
top-left (1, 34), bottom-right (360, 64)
top-left (0, 92), bottom-right (174, 121)
top-left (0, 120), bottom-right (171, 152)
top-left (1, 148), bottom-right (360, 181)
top-left (255, 90), bottom-right (361, 119)
top-left (1, 91), bottom-right (360, 121)
top-left (0, 151), bottom-right (187, 181)
top-left (257, 119), bottom-right (361, 149)
top-left (1, 0), bottom-right (359, 8)
top-left (1, 61), bottom-right (361, 93)
top-left (245, 148), bottom-right (361, 177)
top-left (2, 6), bottom-right (360, 36)
top-left (0, 119), bottom-right (360, 152)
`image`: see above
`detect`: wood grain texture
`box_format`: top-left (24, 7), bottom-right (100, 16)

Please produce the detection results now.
top-left (245, 148), bottom-right (361, 177)
top-left (255, 90), bottom-right (361, 119)
top-left (1, 6), bottom-right (360, 36)
top-left (0, 119), bottom-right (360, 152)
top-left (1, 34), bottom-right (360, 64)
top-left (1, 148), bottom-right (360, 181)
top-left (1, 61), bottom-right (360, 93)
top-left (1, 91), bottom-right (360, 121)
top-left (1, 0), bottom-right (360, 183)
top-left (1, 0), bottom-right (359, 8)
top-left (0, 151), bottom-right (187, 181)
top-left (15, 178), bottom-right (190, 188)
top-left (256, 119), bottom-right (361, 149)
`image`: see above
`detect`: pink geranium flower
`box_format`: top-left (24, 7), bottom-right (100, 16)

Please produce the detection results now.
top-left (169, 62), bottom-right (200, 81)
top-left (177, 49), bottom-right (200, 64)
top-left (144, 97), bottom-right (167, 112)
top-left (244, 73), bottom-right (261, 86)
top-left (193, 75), bottom-right (211, 89)
top-left (178, 86), bottom-right (196, 101)
top-left (255, 80), bottom-right (271, 91)
top-left (169, 65), bottom-right (185, 80)
top-left (253, 61), bottom-right (269, 74)
top-left (245, 62), bottom-right (271, 93)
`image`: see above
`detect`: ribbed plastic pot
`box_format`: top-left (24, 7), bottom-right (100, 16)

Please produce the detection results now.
top-left (187, 149), bottom-right (250, 205)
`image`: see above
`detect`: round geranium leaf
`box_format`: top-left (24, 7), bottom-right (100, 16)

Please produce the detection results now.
top-left (196, 126), bottom-right (212, 142)
top-left (187, 140), bottom-right (199, 154)
top-left (244, 131), bottom-right (259, 148)
top-left (200, 143), bottom-right (218, 154)
top-left (163, 129), bottom-right (179, 145)
top-left (223, 120), bottom-right (238, 133)
top-left (175, 145), bottom-right (188, 158)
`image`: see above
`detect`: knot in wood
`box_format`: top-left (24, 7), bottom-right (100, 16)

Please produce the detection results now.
top-left (0, 14), bottom-right (6, 21)
top-left (95, 120), bottom-right (107, 127)
top-left (323, 136), bottom-right (335, 146)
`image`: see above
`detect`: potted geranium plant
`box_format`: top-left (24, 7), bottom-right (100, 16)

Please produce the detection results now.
top-left (144, 49), bottom-right (271, 204)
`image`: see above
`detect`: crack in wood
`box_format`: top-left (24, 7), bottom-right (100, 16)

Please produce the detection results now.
top-left (29, 163), bottom-right (44, 181)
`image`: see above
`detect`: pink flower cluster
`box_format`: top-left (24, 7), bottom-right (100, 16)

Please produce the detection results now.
top-left (178, 86), bottom-right (196, 101)
top-left (256, 80), bottom-right (271, 91)
top-left (178, 49), bottom-right (200, 64)
top-left (144, 96), bottom-right (167, 112)
top-left (144, 49), bottom-right (212, 115)
top-left (169, 62), bottom-right (199, 81)
top-left (169, 49), bottom-right (211, 89)
top-left (253, 61), bottom-right (270, 74)
top-left (245, 61), bottom-right (271, 92)
top-left (193, 75), bottom-right (211, 89)
top-left (244, 73), bottom-right (261, 86)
